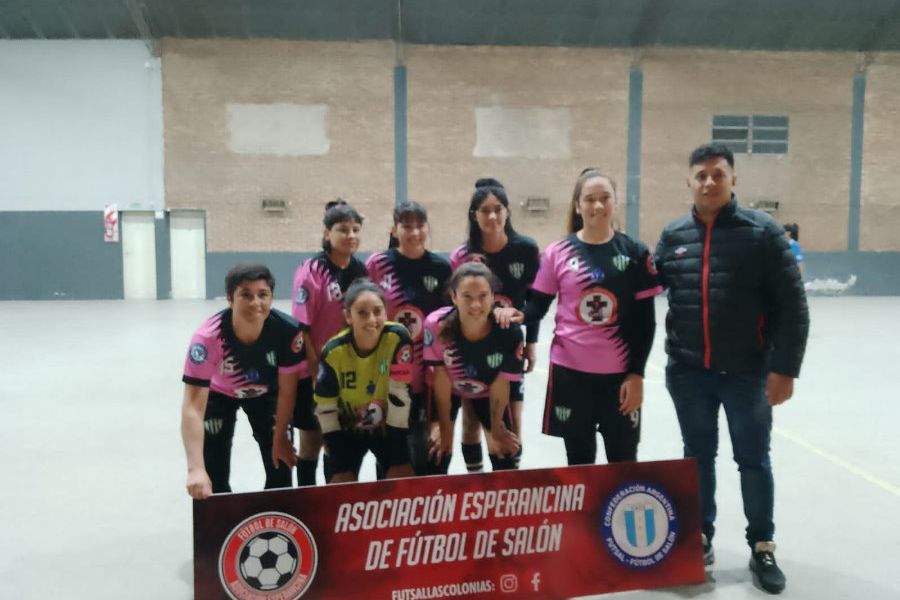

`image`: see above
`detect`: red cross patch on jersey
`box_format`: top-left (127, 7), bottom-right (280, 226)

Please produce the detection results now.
top-left (576, 287), bottom-right (618, 326)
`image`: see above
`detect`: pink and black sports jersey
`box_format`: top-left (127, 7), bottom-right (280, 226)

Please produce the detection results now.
top-left (182, 308), bottom-right (305, 399)
top-left (423, 306), bottom-right (524, 399)
top-left (449, 233), bottom-right (540, 315)
top-left (366, 249), bottom-right (452, 394)
top-left (532, 232), bottom-right (663, 374)
top-left (292, 251), bottom-right (367, 378)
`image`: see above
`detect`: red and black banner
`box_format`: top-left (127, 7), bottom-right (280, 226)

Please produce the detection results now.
top-left (194, 459), bottom-right (704, 599)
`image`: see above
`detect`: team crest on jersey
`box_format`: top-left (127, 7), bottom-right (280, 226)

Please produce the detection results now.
top-left (234, 384), bottom-right (269, 399)
top-left (423, 328), bottom-right (434, 347)
top-left (486, 352), bottom-right (503, 369)
top-left (646, 254), bottom-right (658, 276)
top-left (220, 356), bottom-right (236, 375)
top-left (600, 482), bottom-right (679, 569)
top-left (378, 360), bottom-right (389, 375)
top-left (423, 275), bottom-right (439, 292)
top-left (577, 288), bottom-right (618, 326)
top-left (398, 344), bottom-right (413, 363)
top-left (567, 257), bottom-right (581, 272)
top-left (443, 349), bottom-right (455, 367)
top-left (326, 281), bottom-right (343, 302)
top-left (612, 254), bottom-right (630, 272)
top-left (218, 511), bottom-right (317, 600)
top-left (190, 343), bottom-right (208, 365)
top-left (295, 286), bottom-right (309, 305)
top-left (555, 406), bottom-right (572, 422)
top-left (266, 351), bottom-right (277, 367)
top-left (509, 262), bottom-right (525, 279)
top-left (394, 305), bottom-right (425, 340)
top-left (453, 379), bottom-right (488, 396)
top-left (356, 399), bottom-right (385, 429)
top-left (291, 333), bottom-right (304, 354)
top-left (493, 294), bottom-right (513, 310)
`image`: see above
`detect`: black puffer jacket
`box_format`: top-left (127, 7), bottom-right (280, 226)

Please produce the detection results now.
top-left (654, 197), bottom-right (809, 377)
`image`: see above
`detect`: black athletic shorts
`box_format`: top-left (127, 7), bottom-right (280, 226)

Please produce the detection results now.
top-left (325, 428), bottom-right (410, 478)
top-left (542, 363), bottom-right (640, 461)
top-left (292, 377), bottom-right (319, 431)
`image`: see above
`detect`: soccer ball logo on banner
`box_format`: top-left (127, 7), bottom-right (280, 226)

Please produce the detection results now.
top-left (219, 512), bottom-right (318, 599)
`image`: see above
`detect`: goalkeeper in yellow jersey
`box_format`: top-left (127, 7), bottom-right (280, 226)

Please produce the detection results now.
top-left (301, 278), bottom-right (415, 482)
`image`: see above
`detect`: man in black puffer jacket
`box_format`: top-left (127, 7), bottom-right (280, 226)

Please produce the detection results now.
top-left (655, 143), bottom-right (809, 595)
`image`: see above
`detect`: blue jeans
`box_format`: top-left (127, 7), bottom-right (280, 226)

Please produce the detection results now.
top-left (666, 360), bottom-right (774, 547)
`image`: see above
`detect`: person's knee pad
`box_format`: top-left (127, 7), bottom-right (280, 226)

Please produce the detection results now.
top-left (461, 443), bottom-right (484, 473)
top-left (488, 454), bottom-right (517, 471)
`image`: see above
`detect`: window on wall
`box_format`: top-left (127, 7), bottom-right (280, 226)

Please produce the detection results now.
top-left (712, 115), bottom-right (789, 154)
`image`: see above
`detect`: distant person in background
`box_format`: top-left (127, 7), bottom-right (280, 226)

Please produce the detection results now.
top-left (181, 263), bottom-right (303, 499)
top-left (783, 223), bottom-right (804, 274)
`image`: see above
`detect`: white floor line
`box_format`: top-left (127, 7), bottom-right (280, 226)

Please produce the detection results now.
top-left (773, 425), bottom-right (900, 497)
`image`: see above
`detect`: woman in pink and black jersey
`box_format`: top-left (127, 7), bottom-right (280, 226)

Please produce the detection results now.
top-left (366, 201), bottom-right (452, 474)
top-left (423, 262), bottom-right (522, 474)
top-left (272, 200), bottom-right (367, 486)
top-left (497, 169), bottom-right (662, 465)
top-left (448, 178), bottom-right (540, 473)
top-left (180, 264), bottom-right (304, 499)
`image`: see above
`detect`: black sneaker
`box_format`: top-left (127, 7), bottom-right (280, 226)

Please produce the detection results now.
top-left (750, 542), bottom-right (786, 594)
top-left (701, 534), bottom-right (715, 566)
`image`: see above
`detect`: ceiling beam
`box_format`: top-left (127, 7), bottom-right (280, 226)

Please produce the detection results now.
top-left (125, 0), bottom-right (158, 55)
top-left (629, 0), bottom-right (673, 47)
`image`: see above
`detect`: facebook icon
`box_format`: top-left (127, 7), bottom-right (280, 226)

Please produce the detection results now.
top-left (531, 572), bottom-right (541, 591)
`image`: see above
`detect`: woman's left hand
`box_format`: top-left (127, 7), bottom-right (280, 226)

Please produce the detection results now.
top-left (618, 374), bottom-right (643, 416)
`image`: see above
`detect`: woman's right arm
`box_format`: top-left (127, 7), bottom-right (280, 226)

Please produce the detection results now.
top-left (181, 383), bottom-right (212, 499)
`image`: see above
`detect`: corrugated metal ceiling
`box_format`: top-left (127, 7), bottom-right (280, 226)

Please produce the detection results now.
top-left (0, 0), bottom-right (898, 52)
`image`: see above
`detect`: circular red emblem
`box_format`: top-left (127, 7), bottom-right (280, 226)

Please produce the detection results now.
top-left (393, 305), bottom-right (425, 341)
top-left (219, 512), bottom-right (317, 599)
top-left (577, 288), bottom-right (618, 326)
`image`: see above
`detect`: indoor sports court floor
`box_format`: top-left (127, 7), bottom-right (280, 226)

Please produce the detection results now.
top-left (1, 296), bottom-right (897, 599)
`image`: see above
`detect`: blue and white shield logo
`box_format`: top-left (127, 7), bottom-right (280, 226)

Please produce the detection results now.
top-left (600, 482), bottom-right (679, 569)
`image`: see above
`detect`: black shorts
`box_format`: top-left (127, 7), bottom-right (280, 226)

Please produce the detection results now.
top-left (292, 377), bottom-right (319, 431)
top-left (508, 380), bottom-right (524, 403)
top-left (427, 384), bottom-right (516, 428)
top-left (462, 395), bottom-right (514, 432)
top-left (543, 363), bottom-right (640, 451)
top-left (325, 429), bottom-right (410, 477)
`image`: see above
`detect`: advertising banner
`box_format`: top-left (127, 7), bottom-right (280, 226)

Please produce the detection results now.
top-left (194, 459), bottom-right (704, 599)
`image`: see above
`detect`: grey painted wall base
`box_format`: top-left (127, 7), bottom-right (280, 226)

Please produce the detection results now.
top-left (804, 252), bottom-right (900, 296)
top-left (206, 252), bottom-right (322, 299)
top-left (1, 211), bottom-right (123, 300)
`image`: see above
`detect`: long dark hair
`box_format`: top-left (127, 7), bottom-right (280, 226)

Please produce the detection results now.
top-left (388, 200), bottom-right (428, 249)
top-left (322, 199), bottom-right (364, 252)
top-left (466, 178), bottom-right (517, 253)
top-left (439, 262), bottom-right (499, 344)
top-left (566, 168), bottom-right (619, 234)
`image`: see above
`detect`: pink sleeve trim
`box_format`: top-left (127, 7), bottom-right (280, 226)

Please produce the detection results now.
top-left (634, 285), bottom-right (664, 300)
